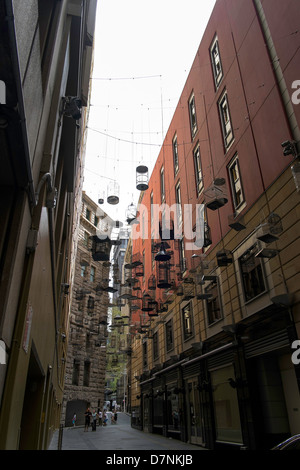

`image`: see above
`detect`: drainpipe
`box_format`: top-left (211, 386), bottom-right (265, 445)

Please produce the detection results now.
top-left (253, 0), bottom-right (300, 152)
top-left (5, 0), bottom-right (37, 208)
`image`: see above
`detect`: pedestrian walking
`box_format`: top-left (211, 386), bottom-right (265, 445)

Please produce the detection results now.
top-left (114, 411), bottom-right (118, 424)
top-left (84, 407), bottom-right (92, 432)
top-left (98, 410), bottom-right (102, 426)
top-left (72, 413), bottom-right (77, 427)
top-left (103, 411), bottom-right (108, 426)
top-left (92, 410), bottom-right (97, 431)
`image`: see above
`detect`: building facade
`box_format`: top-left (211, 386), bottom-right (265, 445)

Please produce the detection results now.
top-left (61, 192), bottom-right (111, 426)
top-left (129, 0), bottom-right (300, 450)
top-left (0, 0), bottom-right (97, 449)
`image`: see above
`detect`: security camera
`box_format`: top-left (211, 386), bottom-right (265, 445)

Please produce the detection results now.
top-left (61, 96), bottom-right (82, 120)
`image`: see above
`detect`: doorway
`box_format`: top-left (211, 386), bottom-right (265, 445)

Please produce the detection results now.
top-left (19, 348), bottom-right (44, 449)
top-left (187, 378), bottom-right (204, 445)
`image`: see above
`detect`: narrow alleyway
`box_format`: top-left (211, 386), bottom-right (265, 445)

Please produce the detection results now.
top-left (48, 412), bottom-right (206, 451)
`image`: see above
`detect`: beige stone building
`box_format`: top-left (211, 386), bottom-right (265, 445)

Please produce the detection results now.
top-left (62, 192), bottom-right (111, 426)
top-left (0, 0), bottom-right (97, 449)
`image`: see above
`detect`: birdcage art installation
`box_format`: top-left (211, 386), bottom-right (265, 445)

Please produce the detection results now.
top-left (136, 165), bottom-right (149, 191)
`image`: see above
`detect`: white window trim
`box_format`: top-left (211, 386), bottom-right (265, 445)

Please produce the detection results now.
top-left (188, 93), bottom-right (198, 139)
top-left (210, 36), bottom-right (223, 89)
top-left (228, 154), bottom-right (246, 213)
top-left (218, 91), bottom-right (234, 150)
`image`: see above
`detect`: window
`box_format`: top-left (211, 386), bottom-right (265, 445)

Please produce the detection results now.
top-left (165, 319), bottom-right (174, 352)
top-left (240, 244), bottom-right (266, 302)
top-left (160, 167), bottom-right (165, 202)
top-left (72, 360), bottom-right (80, 386)
top-left (175, 182), bottom-right (182, 228)
top-left (193, 144), bottom-right (203, 196)
top-left (188, 93), bottom-right (198, 139)
top-left (151, 239), bottom-right (155, 270)
top-left (83, 231), bottom-right (89, 247)
top-left (87, 296), bottom-right (94, 312)
top-left (81, 265), bottom-right (86, 277)
top-left (86, 208), bottom-right (91, 221)
top-left (143, 341), bottom-right (148, 369)
top-left (90, 266), bottom-right (95, 282)
top-left (205, 278), bottom-right (222, 325)
top-left (182, 302), bottom-right (194, 340)
top-left (153, 331), bottom-right (159, 360)
top-left (211, 365), bottom-right (243, 444)
top-left (38, 0), bottom-right (61, 90)
top-left (94, 215), bottom-right (99, 227)
top-left (179, 237), bottom-right (186, 273)
top-left (83, 360), bottom-right (90, 387)
top-left (150, 191), bottom-right (154, 229)
top-left (219, 91), bottom-right (234, 149)
top-left (210, 36), bottom-right (223, 88)
top-left (172, 134), bottom-right (179, 175)
top-left (228, 156), bottom-right (244, 210)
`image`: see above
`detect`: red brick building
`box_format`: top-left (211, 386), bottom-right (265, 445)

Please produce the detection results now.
top-left (129, 0), bottom-right (300, 450)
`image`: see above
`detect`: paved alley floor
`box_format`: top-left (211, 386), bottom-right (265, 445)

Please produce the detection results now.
top-left (48, 412), bottom-right (206, 452)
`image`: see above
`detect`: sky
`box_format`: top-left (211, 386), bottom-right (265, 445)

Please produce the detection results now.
top-left (83, 0), bottom-right (216, 227)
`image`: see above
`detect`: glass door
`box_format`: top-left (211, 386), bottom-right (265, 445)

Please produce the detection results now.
top-left (187, 378), bottom-right (204, 445)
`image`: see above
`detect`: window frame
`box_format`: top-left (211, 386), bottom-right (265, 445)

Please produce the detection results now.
top-left (143, 341), bottom-right (148, 369)
top-left (179, 236), bottom-right (186, 273)
top-left (228, 155), bottom-right (245, 211)
top-left (218, 90), bottom-right (234, 150)
top-left (172, 133), bottom-right (179, 175)
top-left (188, 93), bottom-right (198, 140)
top-left (153, 331), bottom-right (159, 361)
top-left (165, 319), bottom-right (174, 353)
top-left (90, 265), bottom-right (95, 283)
top-left (160, 166), bottom-right (165, 203)
top-left (239, 244), bottom-right (267, 303)
top-left (205, 278), bottom-right (223, 326)
top-left (175, 181), bottom-right (182, 228)
top-left (210, 36), bottom-right (223, 89)
top-left (182, 301), bottom-right (194, 341)
top-left (193, 143), bottom-right (204, 196)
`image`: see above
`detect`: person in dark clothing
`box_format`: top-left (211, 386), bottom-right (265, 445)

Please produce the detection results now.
top-left (84, 408), bottom-right (92, 431)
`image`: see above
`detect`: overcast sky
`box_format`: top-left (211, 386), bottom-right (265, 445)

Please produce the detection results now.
top-left (83, 0), bottom-right (216, 225)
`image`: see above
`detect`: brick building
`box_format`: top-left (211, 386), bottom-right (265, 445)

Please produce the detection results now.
top-left (129, 0), bottom-right (300, 450)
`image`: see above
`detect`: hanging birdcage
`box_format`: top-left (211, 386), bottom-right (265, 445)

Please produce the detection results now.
top-left (126, 202), bottom-right (137, 224)
top-left (182, 278), bottom-right (195, 300)
top-left (193, 221), bottom-right (212, 248)
top-left (98, 189), bottom-right (105, 205)
top-left (90, 235), bottom-right (111, 261)
top-left (156, 260), bottom-right (171, 289)
top-left (268, 212), bottom-right (283, 235)
top-left (148, 274), bottom-right (156, 290)
top-left (190, 254), bottom-right (201, 273)
top-left (132, 253), bottom-right (144, 277)
top-left (155, 242), bottom-right (171, 261)
top-left (228, 213), bottom-right (246, 231)
top-left (216, 249), bottom-right (233, 267)
top-left (107, 180), bottom-right (120, 205)
top-left (204, 178), bottom-right (228, 211)
top-left (136, 165), bottom-right (149, 191)
top-left (142, 292), bottom-right (156, 312)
